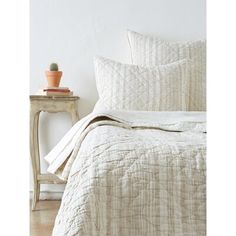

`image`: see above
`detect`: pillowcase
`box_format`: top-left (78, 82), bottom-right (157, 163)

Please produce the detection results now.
top-left (127, 30), bottom-right (206, 111)
top-left (94, 56), bottom-right (190, 112)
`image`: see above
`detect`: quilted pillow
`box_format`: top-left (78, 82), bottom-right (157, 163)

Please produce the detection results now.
top-left (94, 56), bottom-right (190, 112)
top-left (127, 30), bottom-right (206, 111)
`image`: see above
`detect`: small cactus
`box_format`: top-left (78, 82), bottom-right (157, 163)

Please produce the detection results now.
top-left (50, 63), bottom-right (59, 71)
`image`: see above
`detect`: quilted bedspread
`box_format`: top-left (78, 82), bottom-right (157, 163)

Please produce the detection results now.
top-left (45, 110), bottom-right (206, 236)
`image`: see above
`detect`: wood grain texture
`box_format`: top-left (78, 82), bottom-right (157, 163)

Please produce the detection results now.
top-left (30, 201), bottom-right (60, 236)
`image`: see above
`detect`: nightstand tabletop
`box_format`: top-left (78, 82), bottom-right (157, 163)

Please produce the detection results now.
top-left (30, 95), bottom-right (80, 101)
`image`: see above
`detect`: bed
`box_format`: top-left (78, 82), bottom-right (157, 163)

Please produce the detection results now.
top-left (45, 110), bottom-right (206, 236)
top-left (45, 30), bottom-right (206, 235)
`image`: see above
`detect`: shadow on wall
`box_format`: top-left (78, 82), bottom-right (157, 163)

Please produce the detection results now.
top-left (74, 73), bottom-right (99, 117)
top-left (78, 97), bottom-right (97, 116)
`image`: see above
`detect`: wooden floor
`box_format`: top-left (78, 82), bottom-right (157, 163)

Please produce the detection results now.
top-left (30, 201), bottom-right (61, 236)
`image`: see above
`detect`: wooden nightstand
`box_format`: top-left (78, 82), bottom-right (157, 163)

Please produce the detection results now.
top-left (30, 95), bottom-right (79, 210)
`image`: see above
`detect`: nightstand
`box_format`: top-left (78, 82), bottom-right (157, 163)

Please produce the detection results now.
top-left (30, 95), bottom-right (79, 210)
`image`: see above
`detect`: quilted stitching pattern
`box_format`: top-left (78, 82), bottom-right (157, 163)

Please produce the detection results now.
top-left (127, 30), bottom-right (206, 111)
top-left (94, 57), bottom-right (189, 111)
top-left (52, 125), bottom-right (206, 236)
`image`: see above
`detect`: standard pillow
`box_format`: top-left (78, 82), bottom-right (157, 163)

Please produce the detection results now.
top-left (127, 30), bottom-right (206, 111)
top-left (94, 56), bottom-right (190, 112)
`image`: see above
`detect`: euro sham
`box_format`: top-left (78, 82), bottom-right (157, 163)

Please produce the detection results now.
top-left (127, 30), bottom-right (206, 111)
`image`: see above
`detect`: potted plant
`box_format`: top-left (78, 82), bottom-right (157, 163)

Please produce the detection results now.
top-left (45, 63), bottom-right (63, 87)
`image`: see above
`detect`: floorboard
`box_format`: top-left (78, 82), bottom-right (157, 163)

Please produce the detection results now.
top-left (30, 200), bottom-right (61, 236)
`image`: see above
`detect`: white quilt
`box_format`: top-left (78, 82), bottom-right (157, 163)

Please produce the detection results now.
top-left (45, 110), bottom-right (206, 236)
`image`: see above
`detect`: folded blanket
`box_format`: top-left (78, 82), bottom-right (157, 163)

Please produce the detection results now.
top-left (45, 110), bottom-right (206, 180)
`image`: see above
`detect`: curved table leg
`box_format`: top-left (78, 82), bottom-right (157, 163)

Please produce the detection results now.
top-left (30, 109), bottom-right (40, 210)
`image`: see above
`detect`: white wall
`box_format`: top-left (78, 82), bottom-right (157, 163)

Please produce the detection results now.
top-left (30, 0), bottom-right (206, 194)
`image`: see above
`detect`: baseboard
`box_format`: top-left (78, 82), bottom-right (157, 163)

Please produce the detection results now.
top-left (29, 191), bottom-right (63, 200)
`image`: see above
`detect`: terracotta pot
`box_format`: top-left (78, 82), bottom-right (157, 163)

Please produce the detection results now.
top-left (45, 71), bottom-right (63, 87)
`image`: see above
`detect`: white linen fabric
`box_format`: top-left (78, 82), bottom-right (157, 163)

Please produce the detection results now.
top-left (127, 30), bottom-right (206, 111)
top-left (44, 110), bottom-right (206, 236)
top-left (94, 56), bottom-right (190, 112)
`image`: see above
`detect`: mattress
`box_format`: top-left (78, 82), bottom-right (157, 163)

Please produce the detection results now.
top-left (45, 110), bottom-right (206, 236)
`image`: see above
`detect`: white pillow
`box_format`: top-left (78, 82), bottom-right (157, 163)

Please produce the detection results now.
top-left (94, 56), bottom-right (190, 112)
top-left (127, 30), bottom-right (206, 111)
